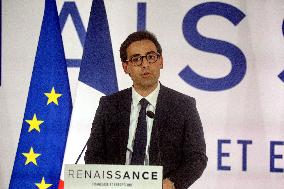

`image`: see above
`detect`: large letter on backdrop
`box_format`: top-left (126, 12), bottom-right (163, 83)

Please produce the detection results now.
top-left (59, 1), bottom-right (86, 67)
top-left (270, 141), bottom-right (284, 173)
top-left (181, 2), bottom-right (246, 91)
top-left (278, 20), bottom-right (284, 82)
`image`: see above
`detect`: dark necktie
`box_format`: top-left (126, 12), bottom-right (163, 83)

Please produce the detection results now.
top-left (131, 98), bottom-right (149, 165)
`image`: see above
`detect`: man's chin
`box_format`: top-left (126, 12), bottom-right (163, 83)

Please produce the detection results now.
top-left (140, 80), bottom-right (158, 89)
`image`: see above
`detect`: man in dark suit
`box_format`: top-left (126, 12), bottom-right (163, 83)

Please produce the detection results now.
top-left (85, 31), bottom-right (207, 189)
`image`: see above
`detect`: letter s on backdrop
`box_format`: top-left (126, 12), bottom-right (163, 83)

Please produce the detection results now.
top-left (181, 2), bottom-right (246, 91)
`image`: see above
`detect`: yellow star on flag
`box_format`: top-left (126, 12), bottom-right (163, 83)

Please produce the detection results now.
top-left (25, 114), bottom-right (44, 132)
top-left (44, 87), bottom-right (62, 105)
top-left (22, 147), bottom-right (41, 166)
top-left (35, 177), bottom-right (52, 189)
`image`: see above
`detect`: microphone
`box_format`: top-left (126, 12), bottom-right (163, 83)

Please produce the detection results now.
top-left (75, 140), bottom-right (88, 164)
top-left (146, 111), bottom-right (155, 119)
top-left (77, 111), bottom-right (155, 164)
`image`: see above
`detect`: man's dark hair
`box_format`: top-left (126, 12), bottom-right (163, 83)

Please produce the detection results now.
top-left (120, 31), bottom-right (162, 62)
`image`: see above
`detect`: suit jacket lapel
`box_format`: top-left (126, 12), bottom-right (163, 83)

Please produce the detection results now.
top-left (117, 88), bottom-right (132, 163)
top-left (149, 84), bottom-right (169, 165)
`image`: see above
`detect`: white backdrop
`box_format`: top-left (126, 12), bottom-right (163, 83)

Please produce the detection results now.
top-left (1, 0), bottom-right (284, 188)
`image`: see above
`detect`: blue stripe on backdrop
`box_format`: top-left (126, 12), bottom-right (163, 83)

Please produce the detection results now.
top-left (9, 0), bottom-right (72, 188)
top-left (65, 59), bottom-right (81, 67)
top-left (0, 0), bottom-right (2, 86)
top-left (137, 2), bottom-right (146, 31)
top-left (78, 0), bottom-right (118, 95)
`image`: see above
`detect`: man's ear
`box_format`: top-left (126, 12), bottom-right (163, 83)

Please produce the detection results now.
top-left (160, 56), bottom-right (164, 69)
top-left (122, 62), bottom-right (129, 74)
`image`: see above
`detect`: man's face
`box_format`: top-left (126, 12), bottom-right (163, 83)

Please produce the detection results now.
top-left (122, 40), bottom-right (163, 90)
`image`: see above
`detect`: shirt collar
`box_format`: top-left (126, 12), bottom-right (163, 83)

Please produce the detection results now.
top-left (132, 82), bottom-right (160, 108)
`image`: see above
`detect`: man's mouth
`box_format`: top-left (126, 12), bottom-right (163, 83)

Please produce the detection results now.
top-left (142, 72), bottom-right (151, 77)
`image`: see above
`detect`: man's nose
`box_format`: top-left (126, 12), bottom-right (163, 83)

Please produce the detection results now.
top-left (141, 56), bottom-right (150, 68)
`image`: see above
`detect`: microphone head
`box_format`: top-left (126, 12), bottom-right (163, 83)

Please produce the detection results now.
top-left (146, 111), bottom-right (155, 119)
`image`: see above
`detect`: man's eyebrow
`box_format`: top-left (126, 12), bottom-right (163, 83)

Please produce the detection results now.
top-left (129, 53), bottom-right (141, 58)
top-left (129, 51), bottom-right (157, 58)
top-left (146, 51), bottom-right (156, 54)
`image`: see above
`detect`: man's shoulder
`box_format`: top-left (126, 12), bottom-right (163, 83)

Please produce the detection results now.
top-left (159, 85), bottom-right (198, 117)
top-left (101, 87), bottom-right (131, 102)
top-left (160, 84), bottom-right (195, 103)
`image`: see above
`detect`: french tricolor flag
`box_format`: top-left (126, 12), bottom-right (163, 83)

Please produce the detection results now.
top-left (60, 0), bottom-right (118, 187)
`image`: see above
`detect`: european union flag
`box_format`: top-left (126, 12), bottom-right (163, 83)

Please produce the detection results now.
top-left (9, 0), bottom-right (72, 188)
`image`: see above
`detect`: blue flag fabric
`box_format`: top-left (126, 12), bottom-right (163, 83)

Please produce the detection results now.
top-left (9, 0), bottom-right (72, 188)
top-left (59, 0), bottom-right (118, 172)
top-left (79, 0), bottom-right (118, 95)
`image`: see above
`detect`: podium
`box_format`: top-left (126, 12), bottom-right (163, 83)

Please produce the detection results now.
top-left (64, 164), bottom-right (163, 189)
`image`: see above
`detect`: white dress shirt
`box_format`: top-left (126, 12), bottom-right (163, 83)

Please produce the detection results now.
top-left (125, 83), bottom-right (160, 165)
